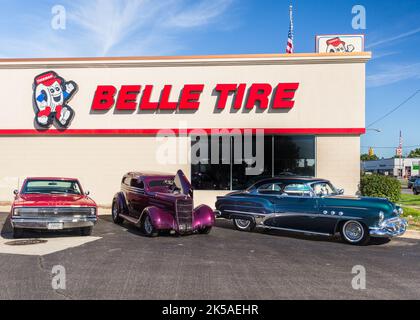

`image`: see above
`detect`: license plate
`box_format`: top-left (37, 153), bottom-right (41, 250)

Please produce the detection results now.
top-left (47, 223), bottom-right (63, 230)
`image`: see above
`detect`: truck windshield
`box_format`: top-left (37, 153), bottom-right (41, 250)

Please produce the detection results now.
top-left (22, 180), bottom-right (82, 195)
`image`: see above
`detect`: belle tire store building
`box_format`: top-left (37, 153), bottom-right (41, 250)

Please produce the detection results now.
top-left (0, 52), bottom-right (370, 207)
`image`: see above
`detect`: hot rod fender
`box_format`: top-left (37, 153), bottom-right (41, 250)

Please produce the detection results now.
top-left (192, 204), bottom-right (215, 229)
top-left (113, 192), bottom-right (128, 214)
top-left (138, 206), bottom-right (176, 230)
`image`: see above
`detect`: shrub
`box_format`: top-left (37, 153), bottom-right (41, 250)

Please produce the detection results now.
top-left (360, 174), bottom-right (401, 203)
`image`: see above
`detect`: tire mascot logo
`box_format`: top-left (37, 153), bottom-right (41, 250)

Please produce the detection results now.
top-left (33, 71), bottom-right (78, 129)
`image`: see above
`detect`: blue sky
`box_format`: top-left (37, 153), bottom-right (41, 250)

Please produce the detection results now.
top-left (0, 0), bottom-right (419, 158)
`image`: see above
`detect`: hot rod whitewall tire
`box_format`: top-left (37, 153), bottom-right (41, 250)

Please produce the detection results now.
top-left (340, 220), bottom-right (370, 246)
top-left (112, 199), bottom-right (124, 224)
top-left (141, 212), bottom-right (159, 237)
top-left (233, 218), bottom-right (256, 232)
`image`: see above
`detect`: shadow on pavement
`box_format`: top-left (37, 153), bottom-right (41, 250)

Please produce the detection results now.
top-left (214, 218), bottom-right (392, 246)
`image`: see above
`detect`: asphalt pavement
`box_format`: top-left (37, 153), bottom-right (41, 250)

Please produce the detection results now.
top-left (0, 212), bottom-right (419, 300)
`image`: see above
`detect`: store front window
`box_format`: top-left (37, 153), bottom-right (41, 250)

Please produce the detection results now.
top-left (191, 135), bottom-right (315, 190)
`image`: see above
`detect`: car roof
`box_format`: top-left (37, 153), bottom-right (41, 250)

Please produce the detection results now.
top-left (249, 176), bottom-right (330, 189)
top-left (25, 177), bottom-right (79, 181)
top-left (126, 171), bottom-right (174, 179)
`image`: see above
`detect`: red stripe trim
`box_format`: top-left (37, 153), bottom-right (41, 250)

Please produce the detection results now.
top-left (0, 128), bottom-right (366, 136)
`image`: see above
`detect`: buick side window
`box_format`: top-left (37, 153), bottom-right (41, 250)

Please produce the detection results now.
top-left (283, 184), bottom-right (311, 197)
top-left (257, 183), bottom-right (283, 194)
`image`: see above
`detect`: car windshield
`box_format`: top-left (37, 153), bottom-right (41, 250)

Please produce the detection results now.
top-left (311, 182), bottom-right (338, 197)
top-left (22, 180), bottom-right (82, 195)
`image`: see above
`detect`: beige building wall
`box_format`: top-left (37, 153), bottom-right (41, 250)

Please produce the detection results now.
top-left (315, 135), bottom-right (361, 195)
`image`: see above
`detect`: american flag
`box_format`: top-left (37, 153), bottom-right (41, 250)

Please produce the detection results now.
top-left (286, 5), bottom-right (294, 53)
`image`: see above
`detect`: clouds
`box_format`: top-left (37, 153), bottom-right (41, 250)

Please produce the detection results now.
top-left (367, 63), bottom-right (420, 88)
top-left (0, 0), bottom-right (236, 58)
top-left (367, 26), bottom-right (420, 49)
top-left (367, 24), bottom-right (420, 87)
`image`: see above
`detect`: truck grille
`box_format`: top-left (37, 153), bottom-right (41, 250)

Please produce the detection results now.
top-left (176, 199), bottom-right (193, 233)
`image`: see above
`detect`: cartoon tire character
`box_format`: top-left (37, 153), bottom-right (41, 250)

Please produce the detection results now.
top-left (33, 71), bottom-right (78, 128)
top-left (326, 37), bottom-right (355, 53)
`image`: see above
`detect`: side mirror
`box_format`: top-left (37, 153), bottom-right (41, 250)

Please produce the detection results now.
top-left (13, 189), bottom-right (18, 196)
top-left (84, 191), bottom-right (90, 196)
top-left (337, 189), bottom-right (344, 195)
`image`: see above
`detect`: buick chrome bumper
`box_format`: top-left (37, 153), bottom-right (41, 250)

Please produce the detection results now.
top-left (11, 216), bottom-right (97, 230)
top-left (369, 218), bottom-right (408, 238)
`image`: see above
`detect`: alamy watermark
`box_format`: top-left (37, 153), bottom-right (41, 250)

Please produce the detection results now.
top-left (352, 5), bottom-right (366, 30)
top-left (51, 265), bottom-right (66, 290)
top-left (351, 265), bottom-right (366, 290)
top-left (155, 125), bottom-right (265, 176)
top-left (51, 5), bottom-right (66, 30)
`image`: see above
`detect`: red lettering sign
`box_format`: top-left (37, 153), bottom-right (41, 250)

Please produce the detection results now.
top-left (91, 86), bottom-right (117, 110)
top-left (90, 82), bottom-right (299, 112)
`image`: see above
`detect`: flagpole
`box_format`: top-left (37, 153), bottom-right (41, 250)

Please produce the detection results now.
top-left (286, 5), bottom-right (294, 53)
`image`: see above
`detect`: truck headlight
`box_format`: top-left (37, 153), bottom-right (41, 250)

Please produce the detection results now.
top-left (13, 208), bottom-right (21, 216)
top-left (90, 207), bottom-right (96, 216)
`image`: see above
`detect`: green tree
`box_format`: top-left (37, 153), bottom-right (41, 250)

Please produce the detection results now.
top-left (407, 148), bottom-right (420, 158)
top-left (360, 153), bottom-right (379, 161)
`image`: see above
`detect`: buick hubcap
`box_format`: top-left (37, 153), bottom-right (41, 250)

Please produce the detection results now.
top-left (112, 204), bottom-right (118, 219)
top-left (344, 221), bottom-right (364, 242)
top-left (236, 219), bottom-right (251, 229)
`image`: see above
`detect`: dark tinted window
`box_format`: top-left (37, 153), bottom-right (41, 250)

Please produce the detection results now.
top-left (274, 136), bottom-right (315, 176)
top-left (191, 135), bottom-right (315, 191)
top-left (232, 136), bottom-right (273, 190)
top-left (191, 135), bottom-right (231, 190)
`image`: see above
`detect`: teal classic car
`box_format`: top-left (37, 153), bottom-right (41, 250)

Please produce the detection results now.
top-left (215, 177), bottom-right (407, 245)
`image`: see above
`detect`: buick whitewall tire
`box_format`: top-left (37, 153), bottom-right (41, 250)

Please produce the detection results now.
top-left (112, 200), bottom-right (124, 224)
top-left (233, 218), bottom-right (256, 232)
top-left (340, 220), bottom-right (370, 245)
top-left (141, 212), bottom-right (158, 237)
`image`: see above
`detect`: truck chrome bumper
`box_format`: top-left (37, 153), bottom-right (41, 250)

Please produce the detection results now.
top-left (11, 216), bottom-right (97, 230)
top-left (369, 218), bottom-right (408, 238)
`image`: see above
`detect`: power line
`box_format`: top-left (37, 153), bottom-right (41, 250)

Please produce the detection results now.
top-left (366, 89), bottom-right (420, 128)
top-left (361, 145), bottom-right (420, 149)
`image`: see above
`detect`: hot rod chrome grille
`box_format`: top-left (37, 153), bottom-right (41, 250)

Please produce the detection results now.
top-left (176, 199), bottom-right (193, 232)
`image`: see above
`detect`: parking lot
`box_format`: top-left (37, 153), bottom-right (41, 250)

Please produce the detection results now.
top-left (0, 212), bottom-right (419, 300)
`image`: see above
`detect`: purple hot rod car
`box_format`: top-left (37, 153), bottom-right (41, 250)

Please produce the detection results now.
top-left (112, 170), bottom-right (215, 236)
